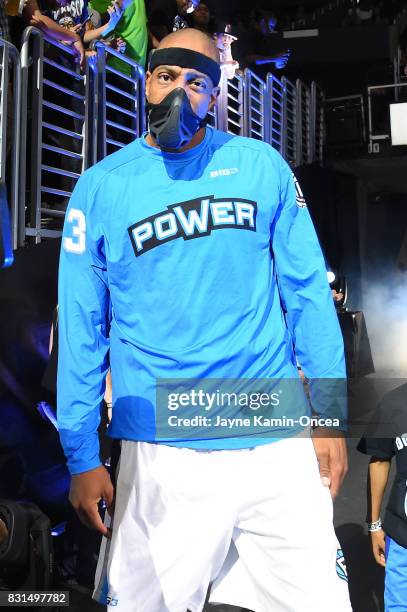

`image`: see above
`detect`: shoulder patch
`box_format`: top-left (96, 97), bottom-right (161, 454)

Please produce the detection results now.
top-left (292, 173), bottom-right (307, 208)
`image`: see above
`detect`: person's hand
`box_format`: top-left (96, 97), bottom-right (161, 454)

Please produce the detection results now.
top-left (103, 1), bottom-right (125, 37)
top-left (370, 529), bottom-right (386, 567)
top-left (102, 36), bottom-right (126, 53)
top-left (108, 0), bottom-right (123, 17)
top-left (72, 38), bottom-right (85, 70)
top-left (332, 289), bottom-right (344, 303)
top-left (112, 36), bottom-right (126, 53)
top-left (273, 49), bottom-right (290, 69)
top-left (312, 427), bottom-right (348, 499)
top-left (29, 14), bottom-right (41, 27)
top-left (69, 465), bottom-right (114, 537)
top-left (69, 23), bottom-right (83, 35)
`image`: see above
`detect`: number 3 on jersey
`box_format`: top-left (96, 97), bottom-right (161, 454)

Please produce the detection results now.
top-left (63, 208), bottom-right (86, 254)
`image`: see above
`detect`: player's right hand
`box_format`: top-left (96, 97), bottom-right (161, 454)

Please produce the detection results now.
top-left (370, 529), bottom-right (386, 567)
top-left (69, 465), bottom-right (114, 538)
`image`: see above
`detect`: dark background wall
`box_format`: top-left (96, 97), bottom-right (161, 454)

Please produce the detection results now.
top-left (0, 240), bottom-right (70, 524)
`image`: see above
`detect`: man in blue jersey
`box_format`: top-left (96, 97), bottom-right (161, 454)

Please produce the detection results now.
top-left (57, 27), bottom-right (352, 612)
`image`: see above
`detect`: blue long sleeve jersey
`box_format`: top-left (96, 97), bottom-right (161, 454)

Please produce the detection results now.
top-left (57, 127), bottom-right (346, 475)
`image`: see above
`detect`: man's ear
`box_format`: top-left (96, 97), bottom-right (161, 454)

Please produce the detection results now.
top-left (208, 86), bottom-right (220, 112)
top-left (145, 70), bottom-right (152, 100)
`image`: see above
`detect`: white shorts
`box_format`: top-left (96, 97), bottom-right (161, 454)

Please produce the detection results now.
top-left (93, 435), bottom-right (352, 612)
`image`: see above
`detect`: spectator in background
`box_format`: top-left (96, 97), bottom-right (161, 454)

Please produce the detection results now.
top-left (89, 0), bottom-right (147, 69)
top-left (23, 0), bottom-right (87, 65)
top-left (233, 7), bottom-right (290, 77)
top-left (147, 0), bottom-right (198, 44)
top-left (189, 2), bottom-right (214, 35)
top-left (82, 1), bottom-right (128, 49)
top-left (22, 0), bottom-right (128, 211)
top-left (85, 8), bottom-right (127, 55)
top-left (24, 0), bottom-right (133, 66)
top-left (26, 0), bottom-right (128, 51)
top-left (214, 22), bottom-right (239, 80)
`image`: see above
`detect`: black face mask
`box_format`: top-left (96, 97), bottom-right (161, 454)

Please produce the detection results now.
top-left (147, 88), bottom-right (206, 150)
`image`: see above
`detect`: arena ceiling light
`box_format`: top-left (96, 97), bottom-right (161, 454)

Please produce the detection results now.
top-left (327, 270), bottom-right (336, 284)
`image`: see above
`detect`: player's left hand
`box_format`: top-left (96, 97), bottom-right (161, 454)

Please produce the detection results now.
top-left (311, 428), bottom-right (348, 500)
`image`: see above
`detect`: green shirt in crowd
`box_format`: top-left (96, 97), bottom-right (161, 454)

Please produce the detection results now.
top-left (89, 0), bottom-right (148, 74)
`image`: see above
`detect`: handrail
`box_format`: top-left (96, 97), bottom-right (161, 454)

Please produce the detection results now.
top-left (0, 39), bottom-right (21, 250)
top-left (265, 73), bottom-right (284, 154)
top-left (92, 41), bottom-right (145, 160)
top-left (281, 76), bottom-right (298, 166)
top-left (310, 81), bottom-right (325, 164)
top-left (243, 69), bottom-right (266, 141)
top-left (296, 79), bottom-right (312, 166)
top-left (13, 28), bottom-right (324, 245)
top-left (20, 27), bottom-right (87, 243)
top-left (20, 27), bottom-right (44, 246)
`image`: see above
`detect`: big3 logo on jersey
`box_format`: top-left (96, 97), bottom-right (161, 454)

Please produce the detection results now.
top-left (128, 196), bottom-right (257, 257)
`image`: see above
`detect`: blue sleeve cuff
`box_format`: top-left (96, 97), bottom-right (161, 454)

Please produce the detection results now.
top-left (59, 429), bottom-right (102, 475)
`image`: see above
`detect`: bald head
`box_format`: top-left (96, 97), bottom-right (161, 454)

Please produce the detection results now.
top-left (158, 28), bottom-right (220, 63)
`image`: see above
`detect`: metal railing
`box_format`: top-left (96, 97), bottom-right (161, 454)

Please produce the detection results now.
top-left (224, 72), bottom-right (245, 136)
top-left (206, 105), bottom-right (218, 129)
top-left (0, 39), bottom-right (21, 250)
top-left (243, 69), bottom-right (267, 141)
top-left (282, 77), bottom-right (298, 165)
top-left (18, 33), bottom-right (147, 242)
top-left (8, 29), bottom-right (326, 246)
top-left (296, 79), bottom-right (312, 166)
top-left (310, 81), bottom-right (325, 164)
top-left (91, 42), bottom-right (145, 161)
top-left (206, 72), bottom-right (219, 129)
top-left (265, 73), bottom-right (284, 154)
top-left (20, 28), bottom-right (89, 243)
